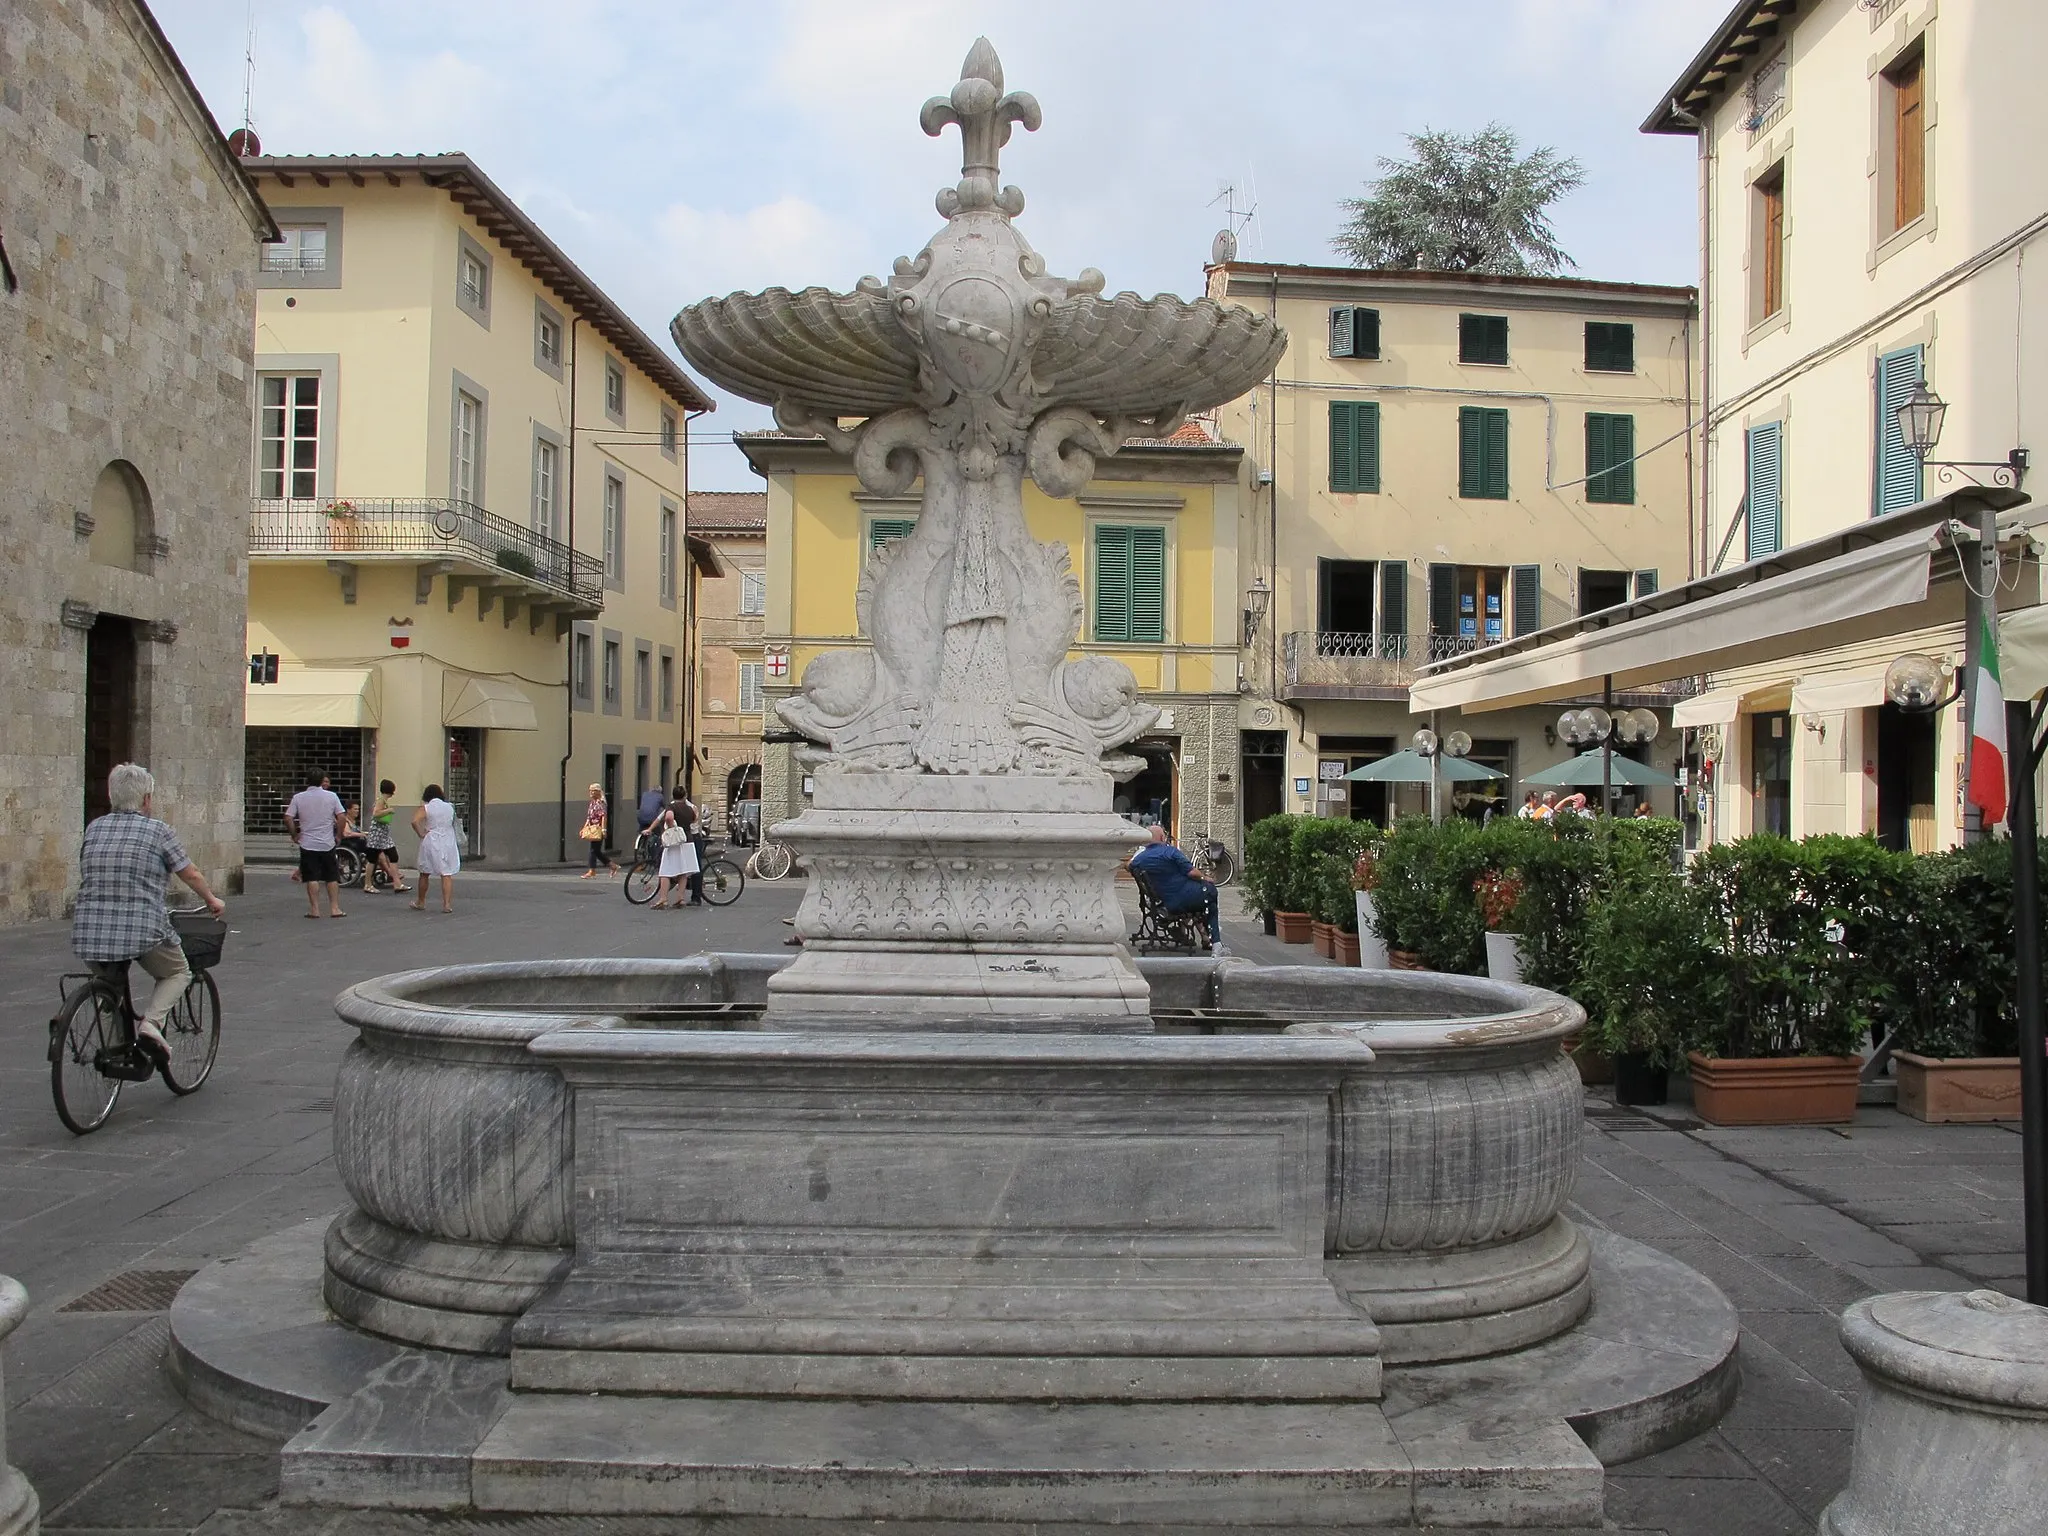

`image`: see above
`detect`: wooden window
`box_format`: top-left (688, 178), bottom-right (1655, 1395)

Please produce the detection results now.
top-left (1328, 306), bottom-right (1380, 360)
top-left (661, 409), bottom-right (678, 458)
top-left (603, 475), bottom-right (624, 587)
top-left (1428, 564), bottom-right (1509, 650)
top-left (1458, 314), bottom-right (1509, 365)
top-left (1584, 413), bottom-right (1636, 504)
top-left (738, 662), bottom-right (764, 715)
top-left (258, 375), bottom-right (320, 499)
top-left (1888, 47), bottom-right (1925, 231)
top-left (454, 392), bottom-right (483, 505)
top-left (634, 647), bottom-right (652, 715)
top-left (572, 631), bottom-right (593, 706)
top-left (1584, 322), bottom-right (1635, 373)
top-left (601, 640), bottom-right (621, 705)
top-left (739, 570), bottom-right (766, 615)
top-left (604, 359), bottom-right (625, 420)
top-left (532, 438), bottom-right (560, 541)
top-left (659, 654), bottom-right (674, 716)
top-left (1458, 407), bottom-right (1509, 499)
top-left (1092, 524), bottom-right (1167, 644)
top-left (1746, 422), bottom-right (1783, 560)
top-left (1328, 400), bottom-right (1381, 493)
top-left (536, 313), bottom-right (561, 368)
top-left (1874, 345), bottom-right (1925, 516)
top-left (265, 225), bottom-right (328, 275)
top-left (658, 504), bottom-right (676, 602)
top-left (1756, 166), bottom-right (1786, 321)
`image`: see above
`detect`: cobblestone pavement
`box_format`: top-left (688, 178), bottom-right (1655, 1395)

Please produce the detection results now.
top-left (0, 869), bottom-right (2024, 1534)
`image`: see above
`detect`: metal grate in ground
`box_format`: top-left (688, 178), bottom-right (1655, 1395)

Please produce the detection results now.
top-left (298, 1098), bottom-right (335, 1112)
top-left (57, 1268), bottom-right (198, 1313)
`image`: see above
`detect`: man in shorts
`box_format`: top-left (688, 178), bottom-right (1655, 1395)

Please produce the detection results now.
top-left (285, 769), bottom-right (347, 918)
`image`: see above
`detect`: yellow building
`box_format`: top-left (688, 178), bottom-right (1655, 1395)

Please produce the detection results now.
top-left (239, 153), bottom-right (714, 864)
top-left (686, 490), bottom-right (768, 838)
top-left (1208, 263), bottom-right (1697, 825)
top-left (742, 427), bottom-right (1253, 852)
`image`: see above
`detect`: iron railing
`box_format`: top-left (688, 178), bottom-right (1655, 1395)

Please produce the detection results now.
top-left (1284, 631), bottom-right (1482, 693)
top-left (251, 497), bottom-right (604, 605)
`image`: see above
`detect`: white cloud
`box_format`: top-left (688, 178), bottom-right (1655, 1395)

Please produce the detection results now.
top-left (656, 195), bottom-right (873, 302)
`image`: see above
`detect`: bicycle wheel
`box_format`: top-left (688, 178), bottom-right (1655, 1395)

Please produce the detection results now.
top-left (698, 857), bottom-right (745, 906)
top-left (160, 970), bottom-right (221, 1095)
top-left (623, 858), bottom-right (661, 906)
top-left (751, 841), bottom-right (793, 881)
top-left (333, 846), bottom-right (364, 889)
top-left (50, 984), bottom-right (124, 1135)
top-left (1209, 847), bottom-right (1237, 886)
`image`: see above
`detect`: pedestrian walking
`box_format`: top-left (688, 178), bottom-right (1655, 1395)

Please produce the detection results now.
top-left (285, 769), bottom-right (348, 919)
top-left (362, 780), bottom-right (410, 893)
top-left (650, 789), bottom-right (701, 910)
top-left (578, 783), bottom-right (617, 879)
top-left (409, 785), bottom-right (461, 912)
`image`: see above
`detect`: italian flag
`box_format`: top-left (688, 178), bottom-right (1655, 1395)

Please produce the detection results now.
top-left (1969, 609), bottom-right (2008, 827)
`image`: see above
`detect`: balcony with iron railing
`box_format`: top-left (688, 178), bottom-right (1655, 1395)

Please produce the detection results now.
top-left (251, 498), bottom-right (605, 615)
top-left (1282, 630), bottom-right (1701, 707)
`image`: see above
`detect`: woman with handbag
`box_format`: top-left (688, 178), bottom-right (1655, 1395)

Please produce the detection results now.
top-left (578, 783), bottom-right (616, 879)
top-left (650, 790), bottom-right (701, 910)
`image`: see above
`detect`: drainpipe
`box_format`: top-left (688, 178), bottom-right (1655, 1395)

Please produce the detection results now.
top-left (557, 314), bottom-right (584, 864)
top-left (1268, 271), bottom-right (1281, 706)
top-left (679, 406), bottom-right (711, 800)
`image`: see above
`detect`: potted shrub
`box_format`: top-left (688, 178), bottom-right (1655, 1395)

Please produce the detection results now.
top-left (1240, 815), bottom-right (1303, 939)
top-left (1292, 816), bottom-right (1371, 960)
top-left (494, 546), bottom-right (538, 579)
top-left (1684, 836), bottom-right (1869, 1126)
top-left (1576, 834), bottom-right (1715, 1106)
top-left (1371, 816), bottom-right (1491, 973)
top-left (1474, 869), bottom-right (1527, 984)
top-left (1353, 845), bottom-right (1388, 969)
top-left (1886, 841), bottom-right (2023, 1122)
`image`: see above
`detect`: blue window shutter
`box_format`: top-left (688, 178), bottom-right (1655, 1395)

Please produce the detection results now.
top-left (1511, 565), bottom-right (1542, 636)
top-left (1329, 402), bottom-right (1355, 491)
top-left (1128, 526), bottom-right (1167, 643)
top-left (1746, 423), bottom-right (1783, 560)
top-left (1874, 345), bottom-right (1925, 516)
top-left (1093, 525), bottom-right (1131, 642)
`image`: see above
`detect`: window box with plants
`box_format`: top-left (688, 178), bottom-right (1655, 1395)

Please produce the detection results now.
top-left (1475, 868), bottom-right (1528, 985)
top-left (1242, 814), bottom-right (1313, 943)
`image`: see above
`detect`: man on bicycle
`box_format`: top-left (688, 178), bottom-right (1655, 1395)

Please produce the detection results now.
top-left (72, 764), bottom-right (226, 1070)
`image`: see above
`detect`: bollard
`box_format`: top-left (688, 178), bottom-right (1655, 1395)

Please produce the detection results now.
top-left (0, 1275), bottom-right (40, 1536)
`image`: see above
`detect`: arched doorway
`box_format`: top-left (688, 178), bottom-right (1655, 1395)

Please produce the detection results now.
top-left (726, 763), bottom-right (762, 845)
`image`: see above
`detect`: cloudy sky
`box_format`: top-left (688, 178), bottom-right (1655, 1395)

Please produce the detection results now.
top-left (154, 0), bottom-right (1729, 489)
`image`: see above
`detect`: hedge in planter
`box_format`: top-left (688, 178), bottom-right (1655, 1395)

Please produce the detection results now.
top-left (1370, 816), bottom-right (1494, 973)
top-left (1241, 814), bottom-right (1311, 921)
top-left (1293, 817), bottom-right (1379, 933)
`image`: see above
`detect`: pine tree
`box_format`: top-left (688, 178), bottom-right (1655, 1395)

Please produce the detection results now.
top-left (1333, 125), bottom-right (1585, 276)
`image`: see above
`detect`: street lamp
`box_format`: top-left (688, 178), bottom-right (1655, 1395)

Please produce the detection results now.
top-left (1893, 382), bottom-right (2029, 489)
top-left (1242, 574), bottom-right (1271, 646)
top-left (1883, 651), bottom-right (1960, 714)
top-left (1556, 703), bottom-right (1659, 814)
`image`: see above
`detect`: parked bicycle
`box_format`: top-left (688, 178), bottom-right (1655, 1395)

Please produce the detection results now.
top-left (747, 838), bottom-right (794, 881)
top-left (49, 909), bottom-right (226, 1135)
top-left (623, 830), bottom-right (746, 907)
top-left (1192, 836), bottom-right (1236, 887)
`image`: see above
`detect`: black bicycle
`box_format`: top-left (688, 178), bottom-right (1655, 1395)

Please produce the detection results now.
top-left (624, 831), bottom-right (745, 907)
top-left (49, 910), bottom-right (225, 1135)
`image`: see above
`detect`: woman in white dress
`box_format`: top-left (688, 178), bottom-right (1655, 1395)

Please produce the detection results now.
top-left (650, 791), bottom-right (700, 911)
top-left (409, 784), bottom-right (462, 912)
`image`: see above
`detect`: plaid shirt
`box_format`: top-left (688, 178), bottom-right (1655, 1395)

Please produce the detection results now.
top-left (73, 812), bottom-right (191, 962)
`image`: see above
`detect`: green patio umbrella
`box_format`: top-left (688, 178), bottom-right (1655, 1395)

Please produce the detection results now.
top-left (1344, 750), bottom-right (1507, 784)
top-left (1521, 750), bottom-right (1677, 788)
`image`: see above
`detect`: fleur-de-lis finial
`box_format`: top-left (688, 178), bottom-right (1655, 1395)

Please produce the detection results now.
top-left (920, 38), bottom-right (1041, 219)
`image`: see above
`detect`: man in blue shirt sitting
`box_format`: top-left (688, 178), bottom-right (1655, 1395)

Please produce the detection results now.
top-left (1128, 825), bottom-right (1221, 948)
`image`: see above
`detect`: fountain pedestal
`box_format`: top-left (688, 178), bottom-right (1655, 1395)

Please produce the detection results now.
top-left (768, 773), bottom-right (1150, 1027)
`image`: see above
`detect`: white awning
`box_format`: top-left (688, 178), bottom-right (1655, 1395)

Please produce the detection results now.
top-left (1791, 664), bottom-right (1892, 716)
top-left (2003, 606), bottom-right (2048, 702)
top-left (443, 675), bottom-right (538, 731)
top-left (1670, 686), bottom-right (1747, 728)
top-left (246, 668), bottom-right (380, 729)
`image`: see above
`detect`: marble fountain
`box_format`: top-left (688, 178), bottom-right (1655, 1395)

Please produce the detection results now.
top-left (168, 42), bottom-right (1738, 1530)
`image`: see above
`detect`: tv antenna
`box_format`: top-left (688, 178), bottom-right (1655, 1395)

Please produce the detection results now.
top-left (1208, 181), bottom-right (1258, 267)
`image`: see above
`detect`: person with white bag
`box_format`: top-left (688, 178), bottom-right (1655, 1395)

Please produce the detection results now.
top-left (649, 789), bottom-right (701, 911)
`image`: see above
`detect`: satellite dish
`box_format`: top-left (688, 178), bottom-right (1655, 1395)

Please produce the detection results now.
top-left (227, 127), bottom-right (262, 158)
top-left (1210, 228), bottom-right (1238, 266)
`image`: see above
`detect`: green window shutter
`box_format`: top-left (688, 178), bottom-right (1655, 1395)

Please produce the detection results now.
top-left (1483, 409), bottom-right (1509, 497)
top-left (1585, 322), bottom-right (1635, 372)
top-left (1874, 344), bottom-right (1925, 516)
top-left (1585, 413), bottom-right (1635, 504)
top-left (1511, 565), bottom-right (1542, 636)
top-left (1427, 562), bottom-right (1458, 640)
top-left (1128, 526), bottom-right (1167, 643)
top-left (1092, 524), bottom-right (1131, 642)
top-left (869, 517), bottom-right (916, 549)
top-left (1633, 569), bottom-right (1659, 598)
top-left (1746, 423), bottom-right (1783, 560)
top-left (1329, 307), bottom-right (1356, 358)
top-left (1460, 314), bottom-right (1508, 365)
top-left (1329, 401), bottom-right (1355, 491)
top-left (1458, 408), bottom-right (1485, 498)
top-left (1379, 560), bottom-right (1407, 655)
top-left (1329, 401), bottom-right (1381, 493)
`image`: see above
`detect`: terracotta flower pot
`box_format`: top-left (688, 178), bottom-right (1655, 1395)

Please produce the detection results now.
top-left (1389, 949), bottom-right (1429, 971)
top-left (1274, 910), bottom-right (1312, 945)
top-left (1894, 1053), bottom-right (2022, 1123)
top-left (1687, 1051), bottom-right (1860, 1126)
top-left (1311, 920), bottom-right (1336, 957)
top-left (1333, 929), bottom-right (1361, 967)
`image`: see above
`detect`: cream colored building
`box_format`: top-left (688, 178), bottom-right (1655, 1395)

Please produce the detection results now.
top-left (1208, 263), bottom-right (1697, 826)
top-left (239, 154), bottom-right (713, 864)
top-left (686, 490), bottom-right (768, 838)
top-left (743, 428), bottom-right (1253, 853)
top-left (1644, 0), bottom-right (2047, 849)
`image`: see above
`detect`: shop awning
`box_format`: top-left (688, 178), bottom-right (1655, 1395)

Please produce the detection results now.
top-left (442, 675), bottom-right (539, 731)
top-left (245, 668), bottom-right (380, 728)
top-left (2002, 606), bottom-right (2048, 702)
top-left (1670, 686), bottom-right (1747, 728)
top-left (1410, 489), bottom-right (2036, 716)
top-left (1791, 663), bottom-right (1893, 716)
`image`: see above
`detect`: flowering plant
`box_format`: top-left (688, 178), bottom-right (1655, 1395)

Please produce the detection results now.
top-left (323, 500), bottom-right (358, 518)
top-left (1473, 869), bottom-right (1526, 933)
top-left (1351, 845), bottom-right (1381, 893)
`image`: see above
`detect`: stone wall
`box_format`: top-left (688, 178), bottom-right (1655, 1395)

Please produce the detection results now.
top-left (0, 0), bottom-right (268, 921)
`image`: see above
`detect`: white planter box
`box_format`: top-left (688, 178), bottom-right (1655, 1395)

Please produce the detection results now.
top-left (1355, 891), bottom-right (1389, 970)
top-left (1485, 931), bottom-right (1527, 986)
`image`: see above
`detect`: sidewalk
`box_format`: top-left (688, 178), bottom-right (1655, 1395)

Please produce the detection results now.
top-left (0, 870), bottom-right (2025, 1534)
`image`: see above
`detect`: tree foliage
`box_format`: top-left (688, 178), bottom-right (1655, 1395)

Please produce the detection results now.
top-left (1333, 124), bottom-right (1585, 276)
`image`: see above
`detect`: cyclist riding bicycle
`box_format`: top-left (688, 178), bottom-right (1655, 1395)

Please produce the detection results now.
top-left (72, 764), bottom-right (226, 1074)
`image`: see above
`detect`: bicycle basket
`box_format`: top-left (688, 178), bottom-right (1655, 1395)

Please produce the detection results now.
top-left (171, 911), bottom-right (228, 970)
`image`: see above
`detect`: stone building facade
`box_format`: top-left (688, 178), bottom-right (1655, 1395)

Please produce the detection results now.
top-left (0, 0), bottom-right (276, 922)
top-left (685, 492), bottom-right (767, 839)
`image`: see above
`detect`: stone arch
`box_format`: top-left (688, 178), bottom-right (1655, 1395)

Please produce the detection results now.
top-left (87, 460), bottom-right (154, 571)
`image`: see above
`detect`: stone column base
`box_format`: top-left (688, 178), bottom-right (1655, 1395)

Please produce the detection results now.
top-left (767, 771), bottom-right (1151, 1027)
